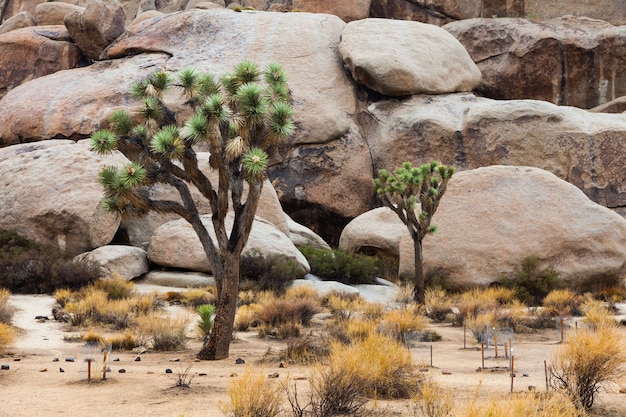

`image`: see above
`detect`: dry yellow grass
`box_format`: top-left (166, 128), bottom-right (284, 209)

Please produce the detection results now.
top-left (328, 332), bottom-right (420, 398)
top-left (222, 367), bottom-right (282, 417)
top-left (136, 313), bottom-right (191, 351)
top-left (382, 304), bottom-right (427, 335)
top-left (0, 322), bottom-right (15, 349)
top-left (461, 392), bottom-right (580, 417)
top-left (0, 288), bottom-right (15, 324)
top-left (543, 289), bottom-right (582, 316)
top-left (549, 324), bottom-right (626, 410)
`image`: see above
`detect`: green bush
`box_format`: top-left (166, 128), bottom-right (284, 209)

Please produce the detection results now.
top-left (197, 303), bottom-right (215, 339)
top-left (240, 255), bottom-right (304, 293)
top-left (500, 256), bottom-right (562, 306)
top-left (0, 229), bottom-right (101, 293)
top-left (299, 246), bottom-right (380, 285)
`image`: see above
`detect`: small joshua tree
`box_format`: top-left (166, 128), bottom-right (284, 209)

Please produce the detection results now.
top-left (373, 161), bottom-right (455, 304)
top-left (90, 61), bottom-right (295, 359)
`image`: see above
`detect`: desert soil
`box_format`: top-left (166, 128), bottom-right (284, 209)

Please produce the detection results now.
top-left (2, 293), bottom-right (626, 417)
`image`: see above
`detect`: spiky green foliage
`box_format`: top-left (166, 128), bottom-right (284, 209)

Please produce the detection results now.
top-left (88, 62), bottom-right (295, 361)
top-left (374, 161), bottom-right (455, 303)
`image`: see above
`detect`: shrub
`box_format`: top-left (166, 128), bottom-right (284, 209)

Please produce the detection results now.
top-left (328, 332), bottom-right (420, 398)
top-left (197, 304), bottom-right (215, 339)
top-left (500, 256), bottom-right (562, 306)
top-left (284, 284), bottom-right (319, 300)
top-left (240, 255), bottom-right (304, 292)
top-left (180, 287), bottom-right (216, 307)
top-left (548, 325), bottom-right (626, 410)
top-left (234, 304), bottom-right (259, 331)
top-left (285, 364), bottom-right (370, 417)
top-left (136, 314), bottom-right (190, 351)
top-left (0, 322), bottom-right (15, 350)
top-left (425, 287), bottom-right (453, 322)
top-left (299, 245), bottom-right (380, 285)
top-left (410, 380), bottom-right (453, 417)
top-left (543, 289), bottom-right (583, 316)
top-left (359, 301), bottom-right (386, 321)
top-left (81, 329), bottom-right (105, 344)
top-left (53, 288), bottom-right (74, 307)
top-left (222, 367), bottom-right (283, 417)
top-left (463, 312), bottom-right (496, 343)
top-left (0, 229), bottom-right (101, 293)
top-left (461, 392), bottom-right (579, 417)
top-left (94, 273), bottom-right (135, 300)
top-left (106, 332), bottom-right (139, 350)
top-left (280, 334), bottom-right (331, 364)
top-left (381, 305), bottom-right (428, 336)
top-left (0, 288), bottom-right (15, 325)
top-left (257, 296), bottom-right (321, 328)
top-left (581, 298), bottom-right (615, 330)
top-left (322, 290), bottom-right (363, 321)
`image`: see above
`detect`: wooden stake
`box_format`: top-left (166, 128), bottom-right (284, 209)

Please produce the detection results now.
top-left (504, 342), bottom-right (508, 359)
top-left (544, 360), bottom-right (549, 391)
top-left (463, 325), bottom-right (466, 349)
top-left (510, 355), bottom-right (515, 393)
top-left (560, 318), bottom-right (564, 343)
top-left (494, 334), bottom-right (498, 358)
top-left (102, 351), bottom-right (108, 381)
top-left (87, 359), bottom-right (91, 382)
top-left (481, 342), bottom-right (485, 370)
top-left (430, 345), bottom-right (433, 367)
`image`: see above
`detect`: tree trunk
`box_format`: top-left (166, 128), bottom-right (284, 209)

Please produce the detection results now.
top-left (413, 239), bottom-right (425, 304)
top-left (197, 251), bottom-right (239, 360)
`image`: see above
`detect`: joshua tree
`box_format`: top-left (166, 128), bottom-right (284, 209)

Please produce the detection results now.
top-left (90, 61), bottom-right (295, 360)
top-left (373, 161), bottom-right (455, 304)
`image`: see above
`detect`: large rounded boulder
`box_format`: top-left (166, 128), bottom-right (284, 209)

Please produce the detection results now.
top-left (0, 140), bottom-right (125, 255)
top-left (342, 166), bottom-right (626, 290)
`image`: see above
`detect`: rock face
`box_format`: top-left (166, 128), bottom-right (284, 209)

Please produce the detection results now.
top-left (75, 245), bottom-right (149, 280)
top-left (0, 140), bottom-right (125, 255)
top-left (0, 11), bottom-right (36, 34)
top-left (35, 2), bottom-right (85, 26)
top-left (361, 93), bottom-right (626, 212)
top-left (292, 0), bottom-right (371, 22)
top-left (103, 10), bottom-right (356, 147)
top-left (0, 53), bottom-right (169, 146)
top-left (0, 25), bottom-right (84, 99)
top-left (339, 18), bottom-right (481, 96)
top-left (339, 207), bottom-right (407, 256)
top-left (344, 166), bottom-right (626, 290)
top-left (64, 0), bottom-right (126, 60)
top-left (148, 214), bottom-right (310, 274)
top-left (445, 16), bottom-right (626, 108)
top-left (288, 216), bottom-right (331, 251)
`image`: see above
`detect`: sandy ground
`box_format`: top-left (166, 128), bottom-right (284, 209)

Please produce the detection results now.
top-left (2, 294), bottom-right (626, 417)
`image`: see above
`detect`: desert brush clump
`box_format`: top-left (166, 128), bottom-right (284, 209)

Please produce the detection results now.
top-left (327, 332), bottom-right (421, 398)
top-left (548, 321), bottom-right (626, 411)
top-left (93, 273), bottom-right (136, 300)
top-left (255, 292), bottom-right (321, 338)
top-left (279, 333), bottom-right (332, 364)
top-left (0, 322), bottom-right (15, 350)
top-left (136, 314), bottom-right (191, 351)
top-left (460, 391), bottom-right (580, 417)
top-left (240, 255), bottom-right (305, 293)
top-left (0, 229), bottom-right (101, 293)
top-left (222, 367), bottom-right (283, 417)
top-left (322, 290), bottom-right (364, 322)
top-left (500, 256), bottom-right (562, 306)
top-left (425, 287), bottom-right (453, 322)
top-left (0, 288), bottom-right (15, 325)
top-left (410, 380), bottom-right (454, 417)
top-left (284, 363), bottom-right (370, 417)
top-left (542, 289), bottom-right (583, 317)
top-left (298, 245), bottom-right (381, 285)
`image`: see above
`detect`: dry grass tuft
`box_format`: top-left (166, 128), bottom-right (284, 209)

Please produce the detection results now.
top-left (542, 289), bottom-right (583, 316)
top-left (136, 314), bottom-right (191, 351)
top-left (328, 332), bottom-right (420, 398)
top-left (461, 392), bottom-right (580, 417)
top-left (410, 380), bottom-right (453, 417)
top-left (222, 367), bottom-right (282, 417)
top-left (548, 324), bottom-right (626, 410)
top-left (94, 273), bottom-right (135, 300)
top-left (0, 288), bottom-right (15, 325)
top-left (0, 322), bottom-right (15, 349)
